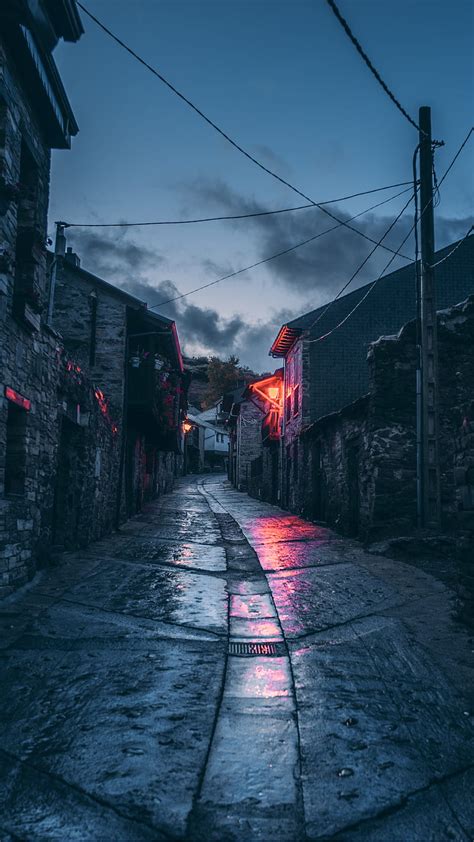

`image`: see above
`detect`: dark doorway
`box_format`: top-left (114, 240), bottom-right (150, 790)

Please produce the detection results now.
top-left (347, 439), bottom-right (360, 536)
top-left (285, 444), bottom-right (291, 508)
top-left (310, 440), bottom-right (327, 521)
top-left (271, 447), bottom-right (279, 504)
top-left (52, 417), bottom-right (84, 548)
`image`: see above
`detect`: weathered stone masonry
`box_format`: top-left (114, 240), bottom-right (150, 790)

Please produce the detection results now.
top-left (300, 296), bottom-right (474, 542)
top-left (0, 3), bottom-right (83, 595)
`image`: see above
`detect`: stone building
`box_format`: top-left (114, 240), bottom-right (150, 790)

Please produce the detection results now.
top-left (299, 294), bottom-right (474, 542)
top-left (223, 371), bottom-right (283, 498)
top-left (270, 236), bottom-right (474, 521)
top-left (52, 243), bottom-right (187, 523)
top-left (0, 0), bottom-right (83, 595)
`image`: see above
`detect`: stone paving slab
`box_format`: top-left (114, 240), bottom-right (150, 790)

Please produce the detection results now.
top-left (256, 538), bottom-right (352, 571)
top-left (0, 752), bottom-right (162, 842)
top-left (91, 540), bottom-right (227, 572)
top-left (198, 710), bottom-right (299, 809)
top-left (230, 592), bottom-right (276, 619)
top-left (58, 559), bottom-right (228, 634)
top-left (440, 766), bottom-right (474, 837)
top-left (2, 475), bottom-right (473, 841)
top-left (328, 779), bottom-right (470, 842)
top-left (205, 478), bottom-right (474, 841)
top-left (267, 563), bottom-right (406, 637)
top-left (288, 613), bottom-right (473, 839)
top-left (0, 610), bottom-right (225, 839)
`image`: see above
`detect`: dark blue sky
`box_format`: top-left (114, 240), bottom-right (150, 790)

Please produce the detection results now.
top-left (50, 0), bottom-right (474, 369)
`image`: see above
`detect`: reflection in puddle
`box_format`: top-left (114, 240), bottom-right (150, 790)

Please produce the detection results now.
top-left (227, 657), bottom-right (291, 699)
top-left (245, 516), bottom-right (329, 548)
top-left (230, 593), bottom-right (275, 619)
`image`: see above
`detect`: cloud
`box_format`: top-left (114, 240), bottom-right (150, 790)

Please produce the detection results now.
top-left (251, 144), bottom-right (293, 178)
top-left (63, 197), bottom-right (473, 373)
top-left (182, 178), bottom-right (474, 302)
top-left (66, 228), bottom-right (165, 280)
top-left (63, 226), bottom-right (269, 361)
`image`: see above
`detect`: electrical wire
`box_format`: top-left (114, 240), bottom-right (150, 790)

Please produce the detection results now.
top-left (436, 127), bottom-right (473, 188)
top-left (428, 226), bottom-right (473, 269)
top-left (306, 127), bottom-right (473, 344)
top-left (308, 204), bottom-right (417, 344)
top-left (60, 181), bottom-right (413, 228)
top-left (305, 190), bottom-right (416, 333)
top-left (149, 185), bottom-right (413, 309)
top-left (76, 1), bottom-right (415, 258)
top-left (324, 0), bottom-right (421, 134)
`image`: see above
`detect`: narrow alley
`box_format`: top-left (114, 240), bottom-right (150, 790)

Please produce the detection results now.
top-left (0, 475), bottom-right (473, 842)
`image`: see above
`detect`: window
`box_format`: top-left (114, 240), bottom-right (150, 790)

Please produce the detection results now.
top-left (285, 393), bottom-right (292, 421)
top-left (5, 402), bottom-right (28, 494)
top-left (293, 384), bottom-right (300, 416)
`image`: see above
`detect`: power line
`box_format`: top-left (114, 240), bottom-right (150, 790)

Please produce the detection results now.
top-left (76, 1), bottom-right (414, 259)
top-left (309, 219), bottom-right (415, 344)
top-left (306, 189), bottom-right (416, 333)
top-left (150, 186), bottom-right (413, 309)
top-left (436, 127), bottom-right (473, 187)
top-left (428, 226), bottom-right (473, 269)
top-left (324, 0), bottom-right (421, 134)
top-left (60, 181), bottom-right (413, 228)
top-left (307, 128), bottom-right (473, 344)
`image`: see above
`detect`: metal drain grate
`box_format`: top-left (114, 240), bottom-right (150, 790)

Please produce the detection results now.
top-left (228, 641), bottom-right (286, 657)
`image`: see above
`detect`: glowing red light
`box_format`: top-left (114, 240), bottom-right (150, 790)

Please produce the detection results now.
top-left (267, 387), bottom-right (279, 400)
top-left (5, 387), bottom-right (31, 411)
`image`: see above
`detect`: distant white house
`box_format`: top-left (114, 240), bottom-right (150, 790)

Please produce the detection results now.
top-left (186, 402), bottom-right (229, 471)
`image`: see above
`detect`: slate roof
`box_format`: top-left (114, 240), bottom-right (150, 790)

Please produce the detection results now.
top-left (270, 234), bottom-right (474, 421)
top-left (270, 234), bottom-right (474, 356)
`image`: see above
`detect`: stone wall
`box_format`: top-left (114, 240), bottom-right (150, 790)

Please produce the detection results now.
top-left (437, 298), bottom-right (474, 529)
top-left (296, 296), bottom-right (474, 541)
top-left (53, 257), bottom-right (128, 416)
top-left (53, 355), bottom-right (121, 550)
top-left (281, 338), bottom-right (310, 511)
top-left (235, 401), bottom-right (263, 490)
top-left (247, 444), bottom-right (280, 505)
top-left (300, 398), bottom-right (372, 534)
top-left (0, 35), bottom-right (58, 595)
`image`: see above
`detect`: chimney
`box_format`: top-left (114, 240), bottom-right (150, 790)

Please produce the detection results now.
top-left (65, 246), bottom-right (81, 268)
top-left (55, 223), bottom-right (66, 257)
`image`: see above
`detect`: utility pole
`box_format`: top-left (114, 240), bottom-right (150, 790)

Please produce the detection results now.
top-left (418, 106), bottom-right (441, 527)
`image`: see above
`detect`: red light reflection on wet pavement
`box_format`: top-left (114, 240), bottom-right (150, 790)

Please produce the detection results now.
top-left (228, 658), bottom-right (291, 699)
top-left (244, 515), bottom-right (331, 545)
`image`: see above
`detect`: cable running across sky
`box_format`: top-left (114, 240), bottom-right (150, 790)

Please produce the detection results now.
top-left (150, 186), bottom-right (413, 310)
top-left (307, 127), bottom-right (473, 344)
top-left (60, 181), bottom-right (413, 228)
top-left (76, 1), bottom-right (415, 259)
top-left (305, 189), bottom-right (417, 334)
top-left (324, 0), bottom-right (422, 135)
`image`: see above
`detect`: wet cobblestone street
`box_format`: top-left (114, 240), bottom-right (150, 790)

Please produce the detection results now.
top-left (1, 475), bottom-right (473, 841)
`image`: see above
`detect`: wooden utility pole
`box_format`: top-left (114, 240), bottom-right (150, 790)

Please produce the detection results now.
top-left (418, 106), bottom-right (441, 527)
